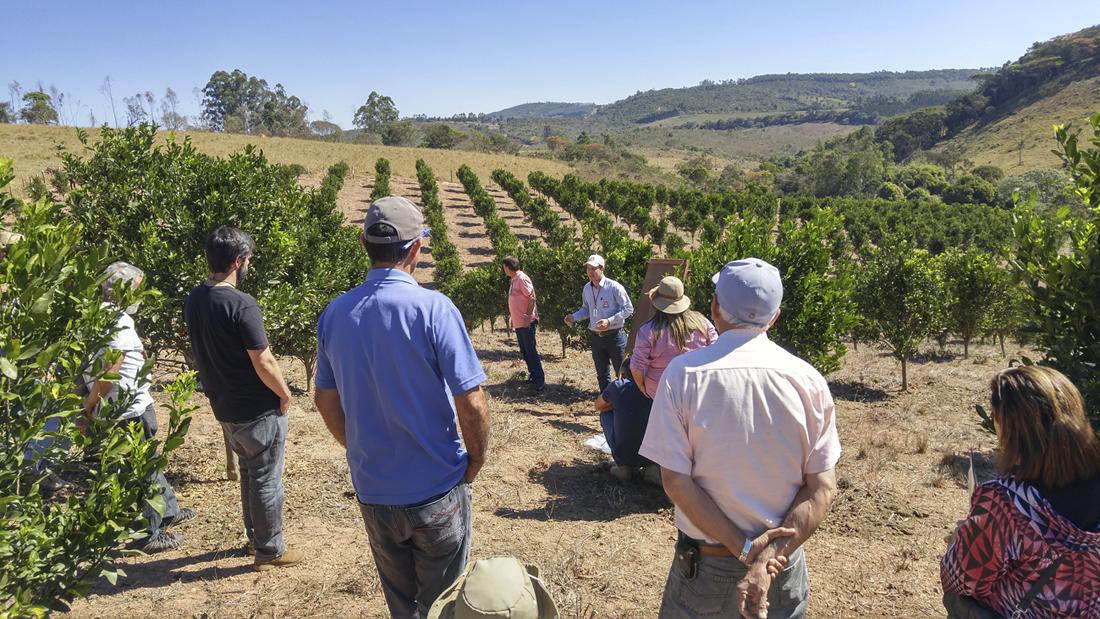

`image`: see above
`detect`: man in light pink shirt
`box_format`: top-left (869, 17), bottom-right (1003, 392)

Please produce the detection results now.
top-left (640, 258), bottom-right (841, 619)
top-left (503, 256), bottom-right (544, 391)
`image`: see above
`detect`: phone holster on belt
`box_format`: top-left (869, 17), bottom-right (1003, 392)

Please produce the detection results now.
top-left (675, 532), bottom-right (700, 580)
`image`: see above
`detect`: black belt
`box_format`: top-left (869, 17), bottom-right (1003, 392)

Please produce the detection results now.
top-left (591, 328), bottom-right (621, 338)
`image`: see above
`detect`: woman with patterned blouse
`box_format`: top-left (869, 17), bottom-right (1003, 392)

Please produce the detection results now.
top-left (941, 365), bottom-right (1100, 618)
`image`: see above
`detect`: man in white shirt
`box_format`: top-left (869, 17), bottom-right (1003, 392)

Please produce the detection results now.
top-left (640, 258), bottom-right (841, 619)
top-left (565, 254), bottom-right (634, 392)
top-left (83, 262), bottom-right (196, 552)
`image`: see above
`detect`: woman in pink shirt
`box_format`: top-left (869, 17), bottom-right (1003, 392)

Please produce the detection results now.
top-left (630, 276), bottom-right (718, 398)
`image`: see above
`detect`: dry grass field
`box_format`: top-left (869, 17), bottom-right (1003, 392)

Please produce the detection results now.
top-left (621, 123), bottom-right (861, 161)
top-left (0, 124), bottom-right (571, 194)
top-left (62, 173), bottom-right (1010, 618)
top-left (933, 74), bottom-right (1100, 173)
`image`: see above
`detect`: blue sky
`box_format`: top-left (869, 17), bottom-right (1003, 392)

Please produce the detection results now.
top-left (4, 1), bottom-right (1100, 127)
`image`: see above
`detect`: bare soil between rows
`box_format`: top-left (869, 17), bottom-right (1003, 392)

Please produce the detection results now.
top-left (68, 175), bottom-right (1008, 617)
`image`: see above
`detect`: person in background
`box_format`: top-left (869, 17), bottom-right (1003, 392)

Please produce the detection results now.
top-left (83, 261), bottom-right (195, 552)
top-left (630, 275), bottom-right (718, 399)
top-left (640, 258), bottom-right (840, 618)
top-left (565, 254), bottom-right (633, 392)
top-left (314, 196), bottom-right (490, 618)
top-left (502, 255), bottom-right (544, 392)
top-left (594, 357), bottom-right (659, 484)
top-left (184, 226), bottom-right (302, 571)
top-left (941, 365), bottom-right (1100, 618)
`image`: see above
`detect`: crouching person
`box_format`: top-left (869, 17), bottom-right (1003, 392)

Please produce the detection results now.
top-left (594, 358), bottom-right (659, 484)
top-left (83, 261), bottom-right (195, 552)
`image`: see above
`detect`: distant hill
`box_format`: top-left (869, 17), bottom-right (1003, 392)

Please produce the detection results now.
top-left (485, 102), bottom-right (597, 119)
top-left (927, 25), bottom-right (1100, 171)
top-left (592, 70), bottom-right (987, 125)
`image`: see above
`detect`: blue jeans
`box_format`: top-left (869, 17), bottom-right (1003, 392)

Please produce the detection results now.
top-left (359, 481), bottom-right (473, 618)
top-left (599, 408), bottom-right (654, 467)
top-left (515, 322), bottom-right (545, 388)
top-left (659, 546), bottom-right (809, 618)
top-left (220, 413), bottom-right (287, 560)
top-left (590, 329), bottom-right (626, 392)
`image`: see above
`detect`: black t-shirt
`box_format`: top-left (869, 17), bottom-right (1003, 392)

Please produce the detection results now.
top-left (1037, 471), bottom-right (1100, 531)
top-left (184, 284), bottom-right (279, 423)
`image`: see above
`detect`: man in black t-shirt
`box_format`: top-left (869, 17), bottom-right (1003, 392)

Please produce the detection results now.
top-left (184, 226), bottom-right (303, 572)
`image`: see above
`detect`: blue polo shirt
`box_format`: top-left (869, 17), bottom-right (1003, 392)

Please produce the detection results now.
top-left (315, 268), bottom-right (486, 505)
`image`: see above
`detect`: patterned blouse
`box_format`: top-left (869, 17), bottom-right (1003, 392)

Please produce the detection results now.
top-left (941, 476), bottom-right (1100, 618)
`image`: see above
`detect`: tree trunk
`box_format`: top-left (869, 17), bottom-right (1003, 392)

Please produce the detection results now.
top-left (225, 436), bottom-right (238, 481)
top-left (963, 338), bottom-right (970, 359)
top-left (999, 334), bottom-right (1006, 357)
top-left (901, 357), bottom-right (909, 392)
top-left (303, 355), bottom-right (316, 393)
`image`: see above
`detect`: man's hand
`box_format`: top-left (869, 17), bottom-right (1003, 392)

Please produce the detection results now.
top-left (745, 526), bottom-right (797, 565)
top-left (278, 395), bottom-right (291, 416)
top-left (463, 457), bottom-right (483, 483)
top-left (737, 562), bottom-right (773, 619)
top-left (564, 314), bottom-right (575, 327)
top-left (594, 318), bottom-right (610, 332)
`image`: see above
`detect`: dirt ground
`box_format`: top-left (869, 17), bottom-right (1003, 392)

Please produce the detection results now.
top-left (67, 175), bottom-right (1009, 618)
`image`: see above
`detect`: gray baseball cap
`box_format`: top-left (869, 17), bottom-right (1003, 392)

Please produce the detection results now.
top-left (711, 258), bottom-right (783, 327)
top-left (363, 196), bottom-right (425, 244)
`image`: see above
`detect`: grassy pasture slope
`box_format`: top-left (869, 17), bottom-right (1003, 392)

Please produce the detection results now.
top-left (0, 124), bottom-right (571, 192)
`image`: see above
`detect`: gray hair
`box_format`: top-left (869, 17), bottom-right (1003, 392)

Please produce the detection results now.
top-left (101, 261), bottom-right (145, 302)
top-left (716, 301), bottom-right (772, 332)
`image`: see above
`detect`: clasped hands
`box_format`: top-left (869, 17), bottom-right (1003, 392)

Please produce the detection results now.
top-left (735, 526), bottom-right (797, 619)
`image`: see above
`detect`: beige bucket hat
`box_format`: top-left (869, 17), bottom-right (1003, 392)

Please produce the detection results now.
top-left (648, 275), bottom-right (691, 314)
top-left (427, 556), bottom-right (559, 619)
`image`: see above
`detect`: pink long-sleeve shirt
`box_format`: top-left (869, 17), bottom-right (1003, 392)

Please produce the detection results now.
top-left (630, 318), bottom-right (718, 398)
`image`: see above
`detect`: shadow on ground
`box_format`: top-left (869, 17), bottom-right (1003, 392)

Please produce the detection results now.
top-left (939, 449), bottom-right (998, 487)
top-left (494, 459), bottom-right (670, 522)
top-left (485, 379), bottom-right (593, 407)
top-left (86, 549), bottom-right (254, 597)
top-left (829, 379), bottom-right (889, 403)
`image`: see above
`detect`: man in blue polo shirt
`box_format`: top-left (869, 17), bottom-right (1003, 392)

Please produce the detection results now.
top-left (313, 196), bottom-right (490, 618)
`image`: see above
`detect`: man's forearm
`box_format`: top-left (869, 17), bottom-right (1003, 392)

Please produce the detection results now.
top-left (314, 389), bottom-right (347, 447)
top-left (662, 470), bottom-right (748, 553)
top-left (251, 349), bottom-right (292, 400)
top-left (454, 386), bottom-right (490, 477)
top-left (771, 469), bottom-right (838, 560)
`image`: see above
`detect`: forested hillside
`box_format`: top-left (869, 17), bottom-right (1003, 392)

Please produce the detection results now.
top-left (876, 25), bottom-right (1100, 164)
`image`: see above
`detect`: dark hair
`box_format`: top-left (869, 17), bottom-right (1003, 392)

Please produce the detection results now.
top-left (991, 365), bottom-right (1100, 488)
top-left (206, 226), bottom-right (255, 273)
top-left (502, 256), bottom-right (520, 271)
top-left (364, 223), bottom-right (413, 265)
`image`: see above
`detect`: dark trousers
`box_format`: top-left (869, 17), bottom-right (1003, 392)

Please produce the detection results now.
top-left (599, 405), bottom-right (654, 467)
top-left (133, 405), bottom-right (179, 537)
top-left (359, 482), bottom-right (473, 618)
top-left (220, 413), bottom-right (287, 559)
top-left (590, 329), bottom-right (627, 392)
top-left (515, 322), bottom-right (545, 388)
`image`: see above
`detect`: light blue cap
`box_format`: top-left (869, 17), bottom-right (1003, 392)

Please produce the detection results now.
top-left (711, 258), bottom-right (782, 327)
